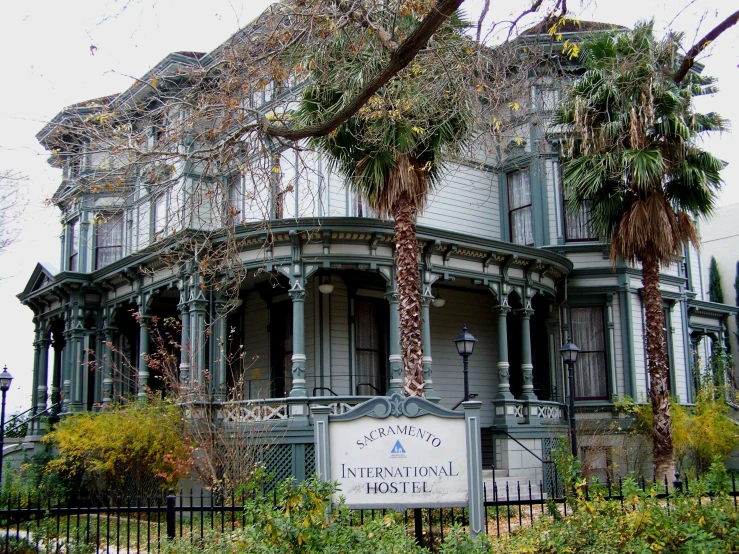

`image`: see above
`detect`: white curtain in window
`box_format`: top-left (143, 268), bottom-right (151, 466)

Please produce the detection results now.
top-left (565, 199), bottom-right (596, 241)
top-left (570, 307), bottom-right (608, 399)
top-left (96, 213), bottom-right (124, 269)
top-left (68, 219), bottom-right (79, 271)
top-left (508, 170), bottom-right (533, 245)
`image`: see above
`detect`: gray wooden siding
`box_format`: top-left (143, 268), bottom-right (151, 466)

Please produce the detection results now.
top-left (418, 164), bottom-right (500, 240)
top-left (612, 294), bottom-right (625, 398)
top-left (631, 291), bottom-right (648, 403)
top-left (670, 303), bottom-right (688, 402)
top-left (689, 244), bottom-right (704, 299)
top-left (427, 288), bottom-right (499, 427)
top-left (566, 251), bottom-right (611, 270)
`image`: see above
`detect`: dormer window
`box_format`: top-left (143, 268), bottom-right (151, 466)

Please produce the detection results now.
top-left (68, 219), bottom-right (79, 272)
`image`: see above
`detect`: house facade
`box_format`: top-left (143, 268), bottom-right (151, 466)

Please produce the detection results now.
top-left (16, 14), bottom-right (734, 484)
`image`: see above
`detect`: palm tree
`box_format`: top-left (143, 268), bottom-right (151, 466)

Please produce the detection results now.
top-left (297, 10), bottom-right (472, 396)
top-left (557, 22), bottom-right (725, 479)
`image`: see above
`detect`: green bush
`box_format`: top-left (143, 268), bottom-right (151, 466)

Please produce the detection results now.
top-left (1, 447), bottom-right (82, 507)
top-left (492, 472), bottom-right (739, 553)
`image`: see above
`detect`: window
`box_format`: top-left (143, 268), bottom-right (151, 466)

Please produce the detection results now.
top-left (68, 219), bottom-right (79, 272)
top-left (275, 151), bottom-right (296, 220)
top-left (540, 89), bottom-right (559, 111)
top-left (564, 197), bottom-right (597, 241)
top-left (228, 175), bottom-right (243, 224)
top-left (508, 169), bottom-right (533, 246)
top-left (355, 299), bottom-right (386, 395)
top-left (95, 213), bottom-right (124, 269)
top-left (570, 306), bottom-right (608, 400)
top-left (153, 194), bottom-right (167, 238)
top-left (350, 192), bottom-right (375, 218)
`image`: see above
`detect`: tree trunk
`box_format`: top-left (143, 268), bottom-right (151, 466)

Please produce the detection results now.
top-left (641, 254), bottom-right (675, 481)
top-left (391, 190), bottom-right (424, 396)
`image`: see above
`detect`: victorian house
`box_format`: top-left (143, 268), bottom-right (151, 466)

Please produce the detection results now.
top-left (17, 10), bottom-right (733, 485)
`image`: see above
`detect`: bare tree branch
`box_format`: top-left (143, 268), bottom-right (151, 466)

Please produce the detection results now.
top-left (673, 8), bottom-right (739, 84)
top-left (259, 0), bottom-right (465, 140)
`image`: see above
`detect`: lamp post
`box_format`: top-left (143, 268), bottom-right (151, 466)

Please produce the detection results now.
top-left (559, 339), bottom-right (580, 458)
top-left (454, 325), bottom-right (478, 402)
top-left (0, 366), bottom-right (13, 486)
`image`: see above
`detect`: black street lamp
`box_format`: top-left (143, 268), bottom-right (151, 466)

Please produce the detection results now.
top-left (559, 338), bottom-right (580, 458)
top-left (0, 365), bottom-right (13, 486)
top-left (454, 325), bottom-right (478, 402)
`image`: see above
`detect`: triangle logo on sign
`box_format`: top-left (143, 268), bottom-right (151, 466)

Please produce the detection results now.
top-left (391, 440), bottom-right (406, 454)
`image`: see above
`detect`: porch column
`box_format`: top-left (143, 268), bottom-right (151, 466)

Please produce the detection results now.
top-left (494, 305), bottom-right (513, 400)
top-left (421, 290), bottom-right (439, 401)
top-left (51, 327), bottom-right (63, 417)
top-left (385, 288), bottom-right (402, 395)
top-left (102, 326), bottom-right (115, 405)
top-left (61, 323), bottom-right (72, 413)
top-left (288, 282), bottom-right (307, 398)
top-left (30, 321), bottom-right (41, 433)
top-left (189, 289), bottom-right (208, 393)
top-left (70, 327), bottom-right (86, 410)
top-left (36, 334), bottom-right (51, 421)
top-left (213, 295), bottom-right (229, 400)
top-left (178, 287), bottom-right (191, 390)
top-left (137, 312), bottom-right (151, 400)
top-left (516, 306), bottom-right (538, 401)
top-left (34, 322), bottom-right (51, 433)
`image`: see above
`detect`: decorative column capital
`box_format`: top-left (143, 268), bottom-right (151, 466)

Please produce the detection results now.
top-left (515, 307), bottom-right (535, 319)
top-left (493, 304), bottom-right (511, 316)
top-left (288, 281), bottom-right (307, 303)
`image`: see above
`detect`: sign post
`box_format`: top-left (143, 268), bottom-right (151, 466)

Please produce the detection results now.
top-left (312, 393), bottom-right (484, 536)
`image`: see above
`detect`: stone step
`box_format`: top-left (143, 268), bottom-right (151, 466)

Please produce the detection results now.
top-left (482, 468), bottom-right (510, 479)
top-left (483, 477), bottom-right (549, 501)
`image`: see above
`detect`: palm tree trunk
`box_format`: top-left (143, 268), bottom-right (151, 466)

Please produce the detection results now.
top-left (391, 190), bottom-right (424, 396)
top-left (641, 254), bottom-right (675, 481)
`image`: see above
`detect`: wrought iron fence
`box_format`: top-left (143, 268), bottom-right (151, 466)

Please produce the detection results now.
top-left (1, 471), bottom-right (737, 553)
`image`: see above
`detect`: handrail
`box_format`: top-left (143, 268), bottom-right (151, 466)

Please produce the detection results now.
top-left (355, 382), bottom-right (381, 395)
top-left (312, 386), bottom-right (339, 397)
top-left (3, 402), bottom-right (62, 436)
top-left (3, 405), bottom-right (38, 430)
top-left (498, 430), bottom-right (552, 464)
top-left (451, 393), bottom-right (478, 410)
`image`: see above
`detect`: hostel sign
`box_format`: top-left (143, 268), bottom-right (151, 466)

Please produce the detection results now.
top-left (312, 393), bottom-right (484, 536)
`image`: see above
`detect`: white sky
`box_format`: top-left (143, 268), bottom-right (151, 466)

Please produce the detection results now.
top-left (0, 0), bottom-right (735, 413)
